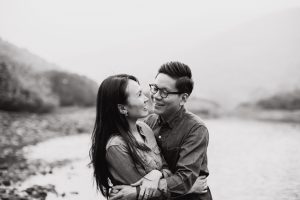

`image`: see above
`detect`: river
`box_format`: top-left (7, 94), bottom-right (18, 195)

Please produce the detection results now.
top-left (21, 118), bottom-right (300, 200)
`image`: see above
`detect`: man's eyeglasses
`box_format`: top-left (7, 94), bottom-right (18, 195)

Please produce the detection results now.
top-left (149, 84), bottom-right (181, 98)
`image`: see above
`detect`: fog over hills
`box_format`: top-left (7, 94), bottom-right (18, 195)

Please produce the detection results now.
top-left (1, 8), bottom-right (299, 110)
top-left (99, 8), bottom-right (300, 109)
top-left (182, 8), bottom-right (300, 109)
top-left (0, 38), bottom-right (60, 72)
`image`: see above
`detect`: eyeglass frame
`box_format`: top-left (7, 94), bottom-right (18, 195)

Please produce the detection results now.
top-left (149, 84), bottom-right (182, 98)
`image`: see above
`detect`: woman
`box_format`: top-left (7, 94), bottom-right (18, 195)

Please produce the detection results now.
top-left (89, 74), bottom-right (170, 200)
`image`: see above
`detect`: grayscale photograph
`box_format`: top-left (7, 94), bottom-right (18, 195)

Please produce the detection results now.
top-left (0, 0), bottom-right (300, 200)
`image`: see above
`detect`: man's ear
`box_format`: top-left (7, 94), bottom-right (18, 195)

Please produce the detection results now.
top-left (117, 104), bottom-right (128, 116)
top-left (179, 93), bottom-right (189, 106)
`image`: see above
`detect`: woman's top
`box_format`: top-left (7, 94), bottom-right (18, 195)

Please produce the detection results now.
top-left (106, 121), bottom-right (167, 185)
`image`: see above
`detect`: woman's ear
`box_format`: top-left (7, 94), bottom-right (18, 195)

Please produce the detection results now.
top-left (179, 93), bottom-right (189, 106)
top-left (118, 104), bottom-right (128, 116)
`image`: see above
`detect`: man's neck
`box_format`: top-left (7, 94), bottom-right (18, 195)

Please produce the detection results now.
top-left (160, 106), bottom-right (182, 123)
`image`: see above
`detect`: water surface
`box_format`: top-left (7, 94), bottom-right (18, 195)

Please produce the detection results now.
top-left (22, 118), bottom-right (300, 200)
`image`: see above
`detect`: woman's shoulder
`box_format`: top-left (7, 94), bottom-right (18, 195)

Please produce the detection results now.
top-left (137, 121), bottom-right (157, 145)
top-left (137, 121), bottom-right (153, 135)
top-left (106, 135), bottom-right (127, 150)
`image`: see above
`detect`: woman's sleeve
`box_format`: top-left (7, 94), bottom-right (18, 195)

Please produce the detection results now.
top-left (106, 144), bottom-right (147, 185)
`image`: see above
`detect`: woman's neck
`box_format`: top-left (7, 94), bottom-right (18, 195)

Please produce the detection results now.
top-left (127, 118), bottom-right (138, 136)
top-left (127, 118), bottom-right (144, 143)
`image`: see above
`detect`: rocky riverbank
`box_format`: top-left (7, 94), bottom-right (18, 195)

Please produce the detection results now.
top-left (0, 107), bottom-right (95, 200)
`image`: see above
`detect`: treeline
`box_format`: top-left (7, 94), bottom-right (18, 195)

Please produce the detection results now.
top-left (0, 61), bottom-right (98, 113)
top-left (256, 89), bottom-right (300, 110)
top-left (0, 38), bottom-right (98, 113)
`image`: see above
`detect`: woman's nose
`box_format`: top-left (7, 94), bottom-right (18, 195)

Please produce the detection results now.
top-left (144, 95), bottom-right (149, 102)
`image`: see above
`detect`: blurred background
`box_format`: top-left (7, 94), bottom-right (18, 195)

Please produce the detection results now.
top-left (0, 0), bottom-right (299, 200)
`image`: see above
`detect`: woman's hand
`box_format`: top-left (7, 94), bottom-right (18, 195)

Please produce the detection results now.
top-left (131, 170), bottom-right (162, 200)
top-left (109, 185), bottom-right (137, 200)
top-left (161, 168), bottom-right (172, 178)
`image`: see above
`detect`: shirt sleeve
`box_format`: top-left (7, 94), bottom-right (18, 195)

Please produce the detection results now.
top-left (163, 125), bottom-right (209, 197)
top-left (106, 144), bottom-right (147, 185)
top-left (161, 157), bottom-right (172, 177)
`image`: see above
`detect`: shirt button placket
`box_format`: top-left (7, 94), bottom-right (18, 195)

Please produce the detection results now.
top-left (159, 125), bottom-right (169, 150)
top-left (156, 135), bottom-right (163, 147)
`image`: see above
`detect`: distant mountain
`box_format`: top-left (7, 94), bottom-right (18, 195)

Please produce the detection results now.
top-left (184, 8), bottom-right (300, 109)
top-left (234, 89), bottom-right (300, 123)
top-left (2, 8), bottom-right (299, 111)
top-left (0, 38), bottom-right (98, 112)
top-left (255, 89), bottom-right (300, 110)
top-left (0, 38), bottom-right (60, 72)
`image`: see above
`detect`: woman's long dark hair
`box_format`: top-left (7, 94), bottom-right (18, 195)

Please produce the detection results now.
top-left (89, 74), bottom-right (150, 198)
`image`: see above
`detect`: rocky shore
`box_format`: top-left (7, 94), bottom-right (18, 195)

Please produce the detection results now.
top-left (0, 107), bottom-right (95, 200)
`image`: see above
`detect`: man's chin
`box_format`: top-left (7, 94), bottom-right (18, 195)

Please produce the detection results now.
top-left (143, 111), bottom-right (149, 117)
top-left (153, 108), bottom-right (164, 115)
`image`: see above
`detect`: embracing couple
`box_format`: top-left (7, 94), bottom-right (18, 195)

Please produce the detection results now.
top-left (90, 62), bottom-right (212, 200)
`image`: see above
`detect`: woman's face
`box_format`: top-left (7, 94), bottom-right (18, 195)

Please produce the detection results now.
top-left (125, 79), bottom-right (149, 119)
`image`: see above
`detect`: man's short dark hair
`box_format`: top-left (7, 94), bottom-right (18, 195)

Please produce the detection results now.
top-left (157, 61), bottom-right (194, 95)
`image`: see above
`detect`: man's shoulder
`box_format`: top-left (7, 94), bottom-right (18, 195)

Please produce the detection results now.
top-left (183, 110), bottom-right (210, 139)
top-left (143, 113), bottom-right (159, 129)
top-left (184, 109), bottom-right (207, 128)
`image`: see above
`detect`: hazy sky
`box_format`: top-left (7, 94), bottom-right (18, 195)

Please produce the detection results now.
top-left (0, 0), bottom-right (300, 106)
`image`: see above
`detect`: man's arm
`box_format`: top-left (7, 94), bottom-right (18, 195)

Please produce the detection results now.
top-left (162, 125), bottom-right (209, 197)
top-left (110, 184), bottom-right (164, 200)
top-left (112, 125), bottom-right (209, 199)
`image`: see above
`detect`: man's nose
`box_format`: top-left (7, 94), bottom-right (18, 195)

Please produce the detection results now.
top-left (153, 91), bottom-right (162, 100)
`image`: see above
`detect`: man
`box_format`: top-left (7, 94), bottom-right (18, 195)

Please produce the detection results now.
top-left (111, 62), bottom-right (212, 200)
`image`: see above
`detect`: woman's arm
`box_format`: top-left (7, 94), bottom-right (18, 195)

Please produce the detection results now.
top-left (107, 144), bottom-right (163, 200)
top-left (106, 144), bottom-right (146, 184)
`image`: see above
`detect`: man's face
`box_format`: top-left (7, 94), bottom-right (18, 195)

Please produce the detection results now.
top-left (151, 73), bottom-right (182, 117)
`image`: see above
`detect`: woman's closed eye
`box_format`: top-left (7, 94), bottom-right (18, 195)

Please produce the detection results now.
top-left (138, 91), bottom-right (142, 97)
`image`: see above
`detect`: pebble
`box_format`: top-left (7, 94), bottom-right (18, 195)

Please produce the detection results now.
top-left (0, 107), bottom-right (95, 200)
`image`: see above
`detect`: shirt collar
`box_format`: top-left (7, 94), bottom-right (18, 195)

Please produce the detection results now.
top-left (137, 124), bottom-right (144, 135)
top-left (136, 123), bottom-right (147, 141)
top-left (158, 106), bottom-right (185, 129)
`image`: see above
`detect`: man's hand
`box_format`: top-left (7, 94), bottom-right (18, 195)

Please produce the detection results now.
top-left (109, 185), bottom-right (137, 200)
top-left (131, 170), bottom-right (162, 200)
top-left (189, 175), bottom-right (208, 194)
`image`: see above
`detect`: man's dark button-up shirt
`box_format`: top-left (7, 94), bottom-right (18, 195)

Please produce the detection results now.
top-left (144, 107), bottom-right (209, 197)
